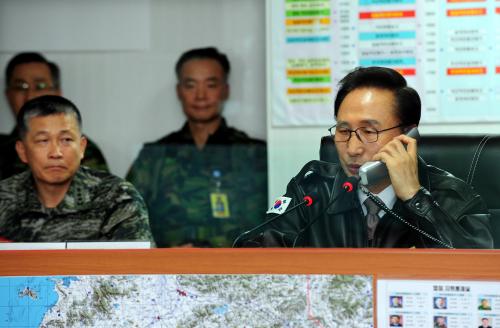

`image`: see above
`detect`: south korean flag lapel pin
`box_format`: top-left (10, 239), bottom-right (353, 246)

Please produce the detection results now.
top-left (266, 196), bottom-right (292, 214)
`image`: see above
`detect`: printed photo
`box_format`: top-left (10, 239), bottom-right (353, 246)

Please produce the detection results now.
top-left (478, 298), bottom-right (492, 311)
top-left (434, 315), bottom-right (447, 328)
top-left (389, 314), bottom-right (403, 327)
top-left (433, 296), bottom-right (447, 310)
top-left (390, 295), bottom-right (403, 308)
top-left (478, 317), bottom-right (492, 328)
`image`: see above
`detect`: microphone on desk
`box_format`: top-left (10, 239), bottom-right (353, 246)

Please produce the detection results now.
top-left (292, 176), bottom-right (358, 247)
top-left (232, 191), bottom-right (319, 247)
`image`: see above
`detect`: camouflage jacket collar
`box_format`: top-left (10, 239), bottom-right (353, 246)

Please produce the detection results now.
top-left (177, 118), bottom-right (231, 142)
top-left (16, 167), bottom-right (96, 215)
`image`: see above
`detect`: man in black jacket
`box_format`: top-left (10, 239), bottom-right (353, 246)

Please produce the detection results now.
top-left (257, 66), bottom-right (492, 248)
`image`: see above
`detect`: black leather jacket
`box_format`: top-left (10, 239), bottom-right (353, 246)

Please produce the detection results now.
top-left (260, 159), bottom-right (493, 248)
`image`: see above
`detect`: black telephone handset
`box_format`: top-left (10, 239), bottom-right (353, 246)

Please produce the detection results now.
top-left (359, 127), bottom-right (420, 186)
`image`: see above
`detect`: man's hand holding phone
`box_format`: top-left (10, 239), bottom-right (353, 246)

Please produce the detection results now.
top-left (372, 133), bottom-right (420, 201)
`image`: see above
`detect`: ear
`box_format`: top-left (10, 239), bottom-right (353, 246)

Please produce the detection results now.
top-left (15, 140), bottom-right (28, 164)
top-left (79, 135), bottom-right (88, 160)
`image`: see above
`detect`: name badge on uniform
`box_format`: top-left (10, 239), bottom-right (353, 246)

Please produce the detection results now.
top-left (267, 196), bottom-right (292, 214)
top-left (210, 192), bottom-right (231, 219)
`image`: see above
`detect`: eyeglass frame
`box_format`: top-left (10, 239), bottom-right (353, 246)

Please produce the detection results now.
top-left (8, 80), bottom-right (55, 93)
top-left (328, 123), bottom-right (406, 144)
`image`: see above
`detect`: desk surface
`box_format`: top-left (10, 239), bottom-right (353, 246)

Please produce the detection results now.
top-left (1, 248), bottom-right (499, 279)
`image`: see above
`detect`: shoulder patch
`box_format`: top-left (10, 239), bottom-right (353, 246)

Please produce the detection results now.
top-left (266, 196), bottom-right (292, 214)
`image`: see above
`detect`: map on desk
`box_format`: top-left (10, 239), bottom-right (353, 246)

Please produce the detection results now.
top-left (0, 274), bottom-right (372, 327)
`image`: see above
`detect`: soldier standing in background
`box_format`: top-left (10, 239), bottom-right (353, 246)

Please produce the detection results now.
top-left (127, 47), bottom-right (267, 247)
top-left (0, 52), bottom-right (108, 180)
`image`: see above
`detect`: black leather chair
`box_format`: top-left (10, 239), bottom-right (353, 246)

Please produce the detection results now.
top-left (320, 135), bottom-right (500, 248)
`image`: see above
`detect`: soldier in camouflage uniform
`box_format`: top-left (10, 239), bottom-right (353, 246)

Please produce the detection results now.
top-left (0, 95), bottom-right (154, 244)
top-left (127, 47), bottom-right (267, 247)
top-left (0, 52), bottom-right (108, 181)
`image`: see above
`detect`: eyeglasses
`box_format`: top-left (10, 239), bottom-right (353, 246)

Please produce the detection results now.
top-left (328, 124), bottom-right (405, 144)
top-left (9, 81), bottom-right (54, 93)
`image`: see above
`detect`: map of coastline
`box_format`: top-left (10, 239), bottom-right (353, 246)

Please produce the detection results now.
top-left (0, 274), bottom-right (372, 327)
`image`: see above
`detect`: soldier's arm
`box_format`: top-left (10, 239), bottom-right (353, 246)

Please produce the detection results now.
top-left (101, 181), bottom-right (156, 247)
